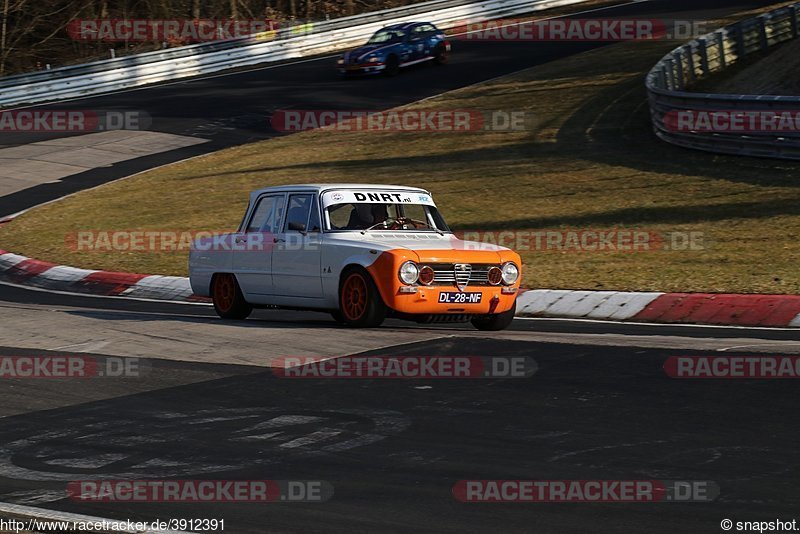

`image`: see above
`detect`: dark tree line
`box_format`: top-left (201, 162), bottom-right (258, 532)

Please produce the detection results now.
top-left (0, 0), bottom-right (424, 76)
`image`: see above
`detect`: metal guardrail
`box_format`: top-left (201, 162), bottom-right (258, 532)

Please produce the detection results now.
top-left (0, 0), bottom-right (590, 108)
top-left (0, 0), bottom-right (473, 89)
top-left (646, 3), bottom-right (800, 160)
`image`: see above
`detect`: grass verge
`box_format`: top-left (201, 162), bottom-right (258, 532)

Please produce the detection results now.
top-left (2, 5), bottom-right (799, 293)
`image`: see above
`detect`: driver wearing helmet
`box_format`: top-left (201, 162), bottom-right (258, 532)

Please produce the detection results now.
top-left (346, 203), bottom-right (389, 229)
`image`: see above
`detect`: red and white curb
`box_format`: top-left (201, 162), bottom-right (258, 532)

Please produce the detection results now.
top-left (2, 249), bottom-right (799, 327)
top-left (516, 290), bottom-right (800, 328)
top-left (0, 249), bottom-right (206, 302)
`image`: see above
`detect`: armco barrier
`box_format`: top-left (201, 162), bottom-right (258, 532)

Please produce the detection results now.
top-left (0, 0), bottom-right (590, 108)
top-left (646, 3), bottom-right (800, 160)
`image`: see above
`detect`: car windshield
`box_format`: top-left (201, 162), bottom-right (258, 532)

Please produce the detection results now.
top-left (326, 203), bottom-right (450, 232)
top-left (367, 29), bottom-right (405, 44)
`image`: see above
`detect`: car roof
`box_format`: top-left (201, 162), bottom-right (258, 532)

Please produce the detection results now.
top-left (382, 21), bottom-right (429, 31)
top-left (249, 183), bottom-right (430, 200)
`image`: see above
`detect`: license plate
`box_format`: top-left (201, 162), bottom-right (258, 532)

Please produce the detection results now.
top-left (345, 66), bottom-right (361, 71)
top-left (438, 292), bottom-right (482, 304)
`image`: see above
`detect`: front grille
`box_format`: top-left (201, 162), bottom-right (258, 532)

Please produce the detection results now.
top-left (428, 263), bottom-right (496, 287)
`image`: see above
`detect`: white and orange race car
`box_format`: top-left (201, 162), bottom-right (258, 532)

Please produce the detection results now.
top-left (189, 184), bottom-right (521, 330)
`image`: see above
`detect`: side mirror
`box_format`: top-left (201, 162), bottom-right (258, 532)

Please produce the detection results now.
top-left (288, 221), bottom-right (307, 232)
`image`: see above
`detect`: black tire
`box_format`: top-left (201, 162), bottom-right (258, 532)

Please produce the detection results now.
top-left (330, 309), bottom-right (347, 324)
top-left (471, 299), bottom-right (516, 331)
top-left (433, 43), bottom-right (448, 65)
top-left (211, 273), bottom-right (253, 320)
top-left (338, 267), bottom-right (387, 328)
top-left (384, 55), bottom-right (400, 77)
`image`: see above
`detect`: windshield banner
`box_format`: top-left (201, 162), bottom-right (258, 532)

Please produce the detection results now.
top-left (321, 190), bottom-right (436, 208)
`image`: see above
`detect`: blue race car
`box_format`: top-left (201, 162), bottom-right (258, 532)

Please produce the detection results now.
top-left (337, 22), bottom-right (450, 76)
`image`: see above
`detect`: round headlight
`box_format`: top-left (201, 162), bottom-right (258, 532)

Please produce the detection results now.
top-left (487, 266), bottom-right (502, 285)
top-left (501, 262), bottom-right (519, 285)
top-left (398, 261), bottom-right (419, 285)
top-left (419, 265), bottom-right (434, 285)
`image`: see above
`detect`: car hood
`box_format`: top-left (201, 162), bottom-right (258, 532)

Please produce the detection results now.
top-left (346, 43), bottom-right (396, 61)
top-left (328, 232), bottom-right (511, 263)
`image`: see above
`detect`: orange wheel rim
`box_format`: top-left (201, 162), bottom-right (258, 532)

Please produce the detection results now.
top-left (342, 273), bottom-right (368, 321)
top-left (214, 275), bottom-right (235, 312)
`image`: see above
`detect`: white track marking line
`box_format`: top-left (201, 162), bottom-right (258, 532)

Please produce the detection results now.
top-left (0, 279), bottom-right (210, 305)
top-left (716, 344), bottom-right (800, 352)
top-left (515, 316), bottom-right (800, 332)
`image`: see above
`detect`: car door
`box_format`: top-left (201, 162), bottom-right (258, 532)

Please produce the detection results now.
top-left (232, 193), bottom-right (285, 296)
top-left (405, 26), bottom-right (426, 61)
top-left (270, 193), bottom-right (323, 299)
top-left (419, 24), bottom-right (440, 56)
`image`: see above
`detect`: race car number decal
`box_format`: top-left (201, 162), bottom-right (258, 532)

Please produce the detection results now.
top-left (438, 292), bottom-right (482, 304)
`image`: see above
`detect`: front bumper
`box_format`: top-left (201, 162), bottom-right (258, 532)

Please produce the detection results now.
top-left (337, 64), bottom-right (386, 75)
top-left (364, 249), bottom-right (522, 316)
top-left (385, 285), bottom-right (518, 315)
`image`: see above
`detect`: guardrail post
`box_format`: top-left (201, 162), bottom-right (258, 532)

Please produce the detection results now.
top-left (674, 51), bottom-right (685, 89)
top-left (758, 15), bottom-right (769, 50)
top-left (684, 45), bottom-right (696, 84)
top-left (734, 25), bottom-right (746, 59)
top-left (716, 31), bottom-right (726, 70)
top-left (656, 67), bottom-right (666, 89)
top-left (697, 38), bottom-right (709, 76)
top-left (663, 58), bottom-right (674, 90)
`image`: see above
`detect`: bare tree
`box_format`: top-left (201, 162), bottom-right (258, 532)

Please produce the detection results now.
top-left (0, 0), bottom-right (9, 75)
top-left (0, 0), bottom-right (428, 76)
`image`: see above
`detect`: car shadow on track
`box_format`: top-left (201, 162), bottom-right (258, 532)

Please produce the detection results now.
top-left (61, 307), bottom-right (482, 333)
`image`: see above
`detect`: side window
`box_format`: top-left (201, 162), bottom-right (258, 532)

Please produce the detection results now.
top-left (284, 194), bottom-right (313, 232)
top-left (246, 196), bottom-right (273, 232)
top-left (263, 195), bottom-right (285, 233)
top-left (246, 195), bottom-right (285, 233)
